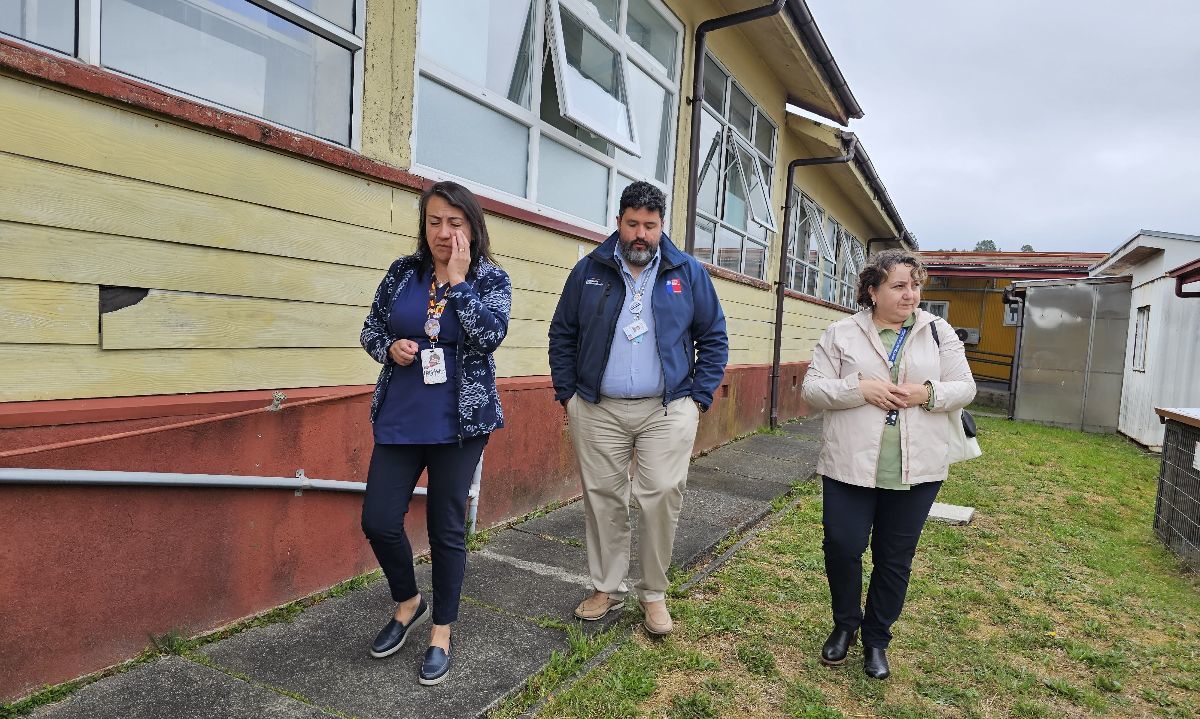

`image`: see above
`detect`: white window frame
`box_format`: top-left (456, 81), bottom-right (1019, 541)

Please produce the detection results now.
top-left (921, 301), bottom-right (950, 320)
top-left (1, 0), bottom-right (370, 149)
top-left (784, 189), bottom-right (863, 310)
top-left (692, 52), bottom-right (777, 280)
top-left (412, 0), bottom-right (683, 234)
top-left (1132, 305), bottom-right (1150, 372)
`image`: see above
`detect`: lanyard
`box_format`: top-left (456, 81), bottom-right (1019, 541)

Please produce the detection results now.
top-left (886, 326), bottom-right (909, 368)
top-left (424, 277), bottom-right (450, 344)
top-left (620, 261), bottom-right (654, 318)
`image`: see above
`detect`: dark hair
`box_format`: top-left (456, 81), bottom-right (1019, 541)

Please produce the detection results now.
top-left (618, 180), bottom-right (666, 219)
top-left (416, 181), bottom-right (497, 277)
top-left (857, 249), bottom-right (928, 308)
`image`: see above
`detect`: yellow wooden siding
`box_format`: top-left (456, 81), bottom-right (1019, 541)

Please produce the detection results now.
top-left (2, 223), bottom-right (379, 306)
top-left (0, 76), bottom-right (394, 232)
top-left (0, 279), bottom-right (97, 345)
top-left (923, 278), bottom-right (1017, 381)
top-left (100, 291), bottom-right (365, 350)
top-left (0, 151), bottom-right (402, 270)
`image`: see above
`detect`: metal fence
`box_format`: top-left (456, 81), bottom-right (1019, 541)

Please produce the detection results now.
top-left (1154, 419), bottom-right (1200, 571)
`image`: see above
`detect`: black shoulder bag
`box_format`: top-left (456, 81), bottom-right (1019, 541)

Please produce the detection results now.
top-left (930, 321), bottom-right (977, 439)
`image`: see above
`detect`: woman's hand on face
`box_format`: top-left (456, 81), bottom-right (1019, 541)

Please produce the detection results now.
top-left (388, 339), bottom-right (420, 366)
top-left (447, 229), bottom-right (471, 286)
top-left (859, 379), bottom-right (905, 410)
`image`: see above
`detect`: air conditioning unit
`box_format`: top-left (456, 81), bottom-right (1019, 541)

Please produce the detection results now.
top-left (955, 327), bottom-right (981, 345)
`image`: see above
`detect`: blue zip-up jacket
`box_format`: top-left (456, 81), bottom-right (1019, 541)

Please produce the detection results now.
top-left (361, 255), bottom-right (511, 440)
top-left (548, 233), bottom-right (729, 410)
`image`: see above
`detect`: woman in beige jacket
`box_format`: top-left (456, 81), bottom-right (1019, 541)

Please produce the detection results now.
top-left (801, 249), bottom-right (975, 679)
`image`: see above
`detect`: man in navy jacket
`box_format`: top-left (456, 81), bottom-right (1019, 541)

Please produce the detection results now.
top-left (549, 182), bottom-right (728, 636)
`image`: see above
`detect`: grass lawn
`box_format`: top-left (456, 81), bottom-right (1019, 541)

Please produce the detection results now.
top-left (524, 417), bottom-right (1200, 719)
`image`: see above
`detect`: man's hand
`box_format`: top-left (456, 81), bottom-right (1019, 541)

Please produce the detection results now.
top-left (388, 339), bottom-right (419, 366)
top-left (447, 228), bottom-right (471, 286)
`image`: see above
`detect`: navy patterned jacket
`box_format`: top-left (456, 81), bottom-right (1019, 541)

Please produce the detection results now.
top-left (360, 255), bottom-right (512, 440)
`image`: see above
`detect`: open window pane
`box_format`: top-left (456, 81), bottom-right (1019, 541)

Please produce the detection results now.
top-left (1, 0), bottom-right (73, 53)
top-left (754, 110), bottom-right (774, 157)
top-left (416, 77), bottom-right (528, 197)
top-left (729, 84), bottom-right (754, 140)
top-left (715, 225), bottom-right (743, 274)
top-left (721, 139), bottom-right (750, 231)
top-left (702, 53), bottom-right (726, 114)
top-left (541, 55), bottom-right (612, 154)
top-left (696, 109), bottom-right (722, 216)
top-left (290, 0), bottom-right (354, 31)
top-left (617, 62), bottom-right (670, 182)
top-left (103, 0), bottom-right (353, 144)
top-left (538, 137), bottom-right (609, 226)
top-left (420, 0), bottom-right (534, 108)
top-left (551, 4), bottom-right (639, 155)
top-left (626, 0), bottom-right (677, 77)
top-left (580, 0), bottom-right (618, 31)
top-left (737, 141), bottom-right (775, 230)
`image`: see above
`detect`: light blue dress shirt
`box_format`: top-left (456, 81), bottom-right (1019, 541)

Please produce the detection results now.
top-left (600, 246), bottom-right (665, 399)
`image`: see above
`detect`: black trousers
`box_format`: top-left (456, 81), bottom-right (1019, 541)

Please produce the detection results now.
top-left (361, 436), bottom-right (487, 625)
top-left (822, 476), bottom-right (941, 649)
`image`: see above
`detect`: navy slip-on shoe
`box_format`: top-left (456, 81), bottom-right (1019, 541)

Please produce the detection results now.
top-left (370, 597), bottom-right (429, 659)
top-left (418, 639), bottom-right (452, 686)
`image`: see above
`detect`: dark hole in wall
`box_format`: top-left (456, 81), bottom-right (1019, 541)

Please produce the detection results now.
top-left (99, 286), bottom-right (150, 314)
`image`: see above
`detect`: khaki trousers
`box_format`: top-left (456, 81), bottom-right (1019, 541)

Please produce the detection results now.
top-left (566, 395), bottom-right (699, 602)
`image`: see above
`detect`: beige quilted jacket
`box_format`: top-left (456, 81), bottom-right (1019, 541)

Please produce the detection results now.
top-left (801, 309), bottom-right (976, 487)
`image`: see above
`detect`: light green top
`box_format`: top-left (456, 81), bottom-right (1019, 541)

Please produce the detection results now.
top-left (875, 314), bottom-right (917, 490)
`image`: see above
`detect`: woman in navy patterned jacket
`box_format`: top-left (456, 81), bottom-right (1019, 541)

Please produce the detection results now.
top-left (358, 181), bottom-right (511, 686)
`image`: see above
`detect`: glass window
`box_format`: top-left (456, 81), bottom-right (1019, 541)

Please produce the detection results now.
top-left (694, 216), bottom-right (716, 265)
top-left (737, 141), bottom-right (774, 230)
top-left (696, 109), bottom-right (722, 216)
top-left (702, 53), bottom-right (726, 114)
top-left (550, 4), bottom-right (638, 154)
top-left (1132, 305), bottom-right (1149, 371)
top-left (102, 0), bottom-right (353, 144)
top-left (754, 109), bottom-right (774, 157)
top-left (743, 241), bottom-right (767, 280)
top-left (419, 0), bottom-right (534, 108)
top-left (715, 225), bottom-right (742, 274)
top-left (721, 139), bottom-right (750, 232)
top-left (416, 76), bottom-right (529, 197)
top-left (626, 0), bottom-right (676, 77)
top-left (538, 137), bottom-right (609, 226)
top-left (540, 55), bottom-right (612, 155)
top-left (290, 0), bottom-right (355, 31)
top-left (617, 62), bottom-right (670, 182)
top-left (729, 84), bottom-right (754, 140)
top-left (580, 0), bottom-right (619, 31)
top-left (1, 0), bottom-right (74, 53)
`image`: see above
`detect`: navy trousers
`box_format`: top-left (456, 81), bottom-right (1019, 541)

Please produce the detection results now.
top-left (361, 436), bottom-right (487, 625)
top-left (821, 476), bottom-right (941, 649)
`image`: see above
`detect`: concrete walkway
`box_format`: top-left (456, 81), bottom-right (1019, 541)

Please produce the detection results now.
top-left (30, 418), bottom-right (824, 719)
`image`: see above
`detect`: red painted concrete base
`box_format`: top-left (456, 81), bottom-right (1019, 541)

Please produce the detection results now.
top-left (0, 363), bottom-right (810, 701)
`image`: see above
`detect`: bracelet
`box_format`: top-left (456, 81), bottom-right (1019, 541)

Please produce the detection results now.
top-left (922, 380), bottom-right (936, 411)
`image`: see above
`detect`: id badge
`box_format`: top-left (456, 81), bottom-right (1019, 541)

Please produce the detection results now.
top-left (623, 318), bottom-right (649, 341)
top-left (421, 347), bottom-right (448, 385)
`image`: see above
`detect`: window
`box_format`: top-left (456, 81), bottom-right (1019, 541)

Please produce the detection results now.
top-left (782, 189), bottom-right (862, 309)
top-left (1132, 305), bottom-right (1150, 372)
top-left (3, 0), bottom-right (365, 147)
top-left (921, 301), bottom-right (949, 319)
top-left (691, 53), bottom-right (777, 279)
top-left (415, 0), bottom-right (681, 230)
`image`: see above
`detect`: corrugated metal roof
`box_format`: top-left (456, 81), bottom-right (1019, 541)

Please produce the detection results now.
top-left (919, 251), bottom-right (1105, 270)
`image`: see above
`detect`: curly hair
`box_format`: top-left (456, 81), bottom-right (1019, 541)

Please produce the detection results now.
top-left (618, 180), bottom-right (666, 219)
top-left (857, 249), bottom-right (928, 308)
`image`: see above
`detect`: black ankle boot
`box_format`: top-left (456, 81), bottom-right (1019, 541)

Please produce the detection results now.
top-left (863, 646), bottom-right (890, 679)
top-left (820, 628), bottom-right (856, 665)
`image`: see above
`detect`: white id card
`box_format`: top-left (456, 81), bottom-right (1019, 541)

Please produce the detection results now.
top-left (623, 318), bottom-right (648, 341)
top-left (421, 347), bottom-right (448, 385)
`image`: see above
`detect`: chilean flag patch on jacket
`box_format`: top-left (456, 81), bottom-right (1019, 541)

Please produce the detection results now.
top-left (668, 278), bottom-right (683, 294)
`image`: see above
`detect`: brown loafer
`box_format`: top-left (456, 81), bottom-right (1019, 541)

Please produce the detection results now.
top-left (639, 600), bottom-right (673, 636)
top-left (574, 591), bottom-right (624, 621)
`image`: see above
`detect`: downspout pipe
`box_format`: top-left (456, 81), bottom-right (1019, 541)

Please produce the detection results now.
top-left (684, 0), bottom-right (787, 255)
top-left (768, 136), bottom-right (858, 429)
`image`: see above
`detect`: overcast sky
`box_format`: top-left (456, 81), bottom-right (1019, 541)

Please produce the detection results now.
top-left (804, 0), bottom-right (1200, 253)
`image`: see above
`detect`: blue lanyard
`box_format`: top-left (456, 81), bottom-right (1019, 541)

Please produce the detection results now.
top-left (887, 327), bottom-right (909, 367)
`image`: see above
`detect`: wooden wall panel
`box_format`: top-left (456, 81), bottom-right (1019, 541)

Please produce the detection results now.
top-left (0, 279), bottom-right (97, 345)
top-left (0, 152), bottom-right (401, 270)
top-left (0, 346), bottom-right (381, 402)
top-left (1, 223), bottom-right (378, 306)
top-left (0, 76), bottom-right (394, 232)
top-left (100, 291), bottom-right (365, 350)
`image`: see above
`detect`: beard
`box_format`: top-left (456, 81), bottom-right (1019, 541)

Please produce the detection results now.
top-left (619, 238), bottom-right (655, 267)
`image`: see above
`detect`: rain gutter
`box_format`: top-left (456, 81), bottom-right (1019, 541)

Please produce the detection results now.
top-left (768, 135), bottom-right (858, 429)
